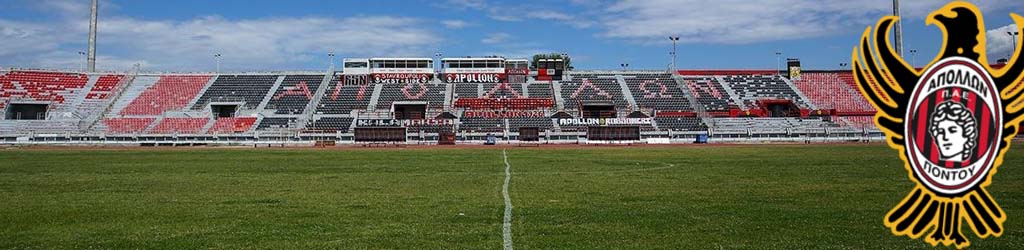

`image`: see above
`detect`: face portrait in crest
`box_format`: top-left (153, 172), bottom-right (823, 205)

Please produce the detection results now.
top-left (929, 101), bottom-right (977, 162)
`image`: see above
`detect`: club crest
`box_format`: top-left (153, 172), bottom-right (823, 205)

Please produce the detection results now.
top-left (853, 1), bottom-right (1024, 248)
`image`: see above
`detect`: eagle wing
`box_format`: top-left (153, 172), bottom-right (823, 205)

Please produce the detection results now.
top-left (852, 17), bottom-right (919, 146)
top-left (993, 14), bottom-right (1024, 149)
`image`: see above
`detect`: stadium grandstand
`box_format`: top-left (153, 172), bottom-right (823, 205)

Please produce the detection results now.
top-left (0, 56), bottom-right (894, 145)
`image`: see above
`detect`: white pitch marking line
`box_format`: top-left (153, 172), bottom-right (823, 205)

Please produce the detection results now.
top-left (501, 149), bottom-right (514, 250)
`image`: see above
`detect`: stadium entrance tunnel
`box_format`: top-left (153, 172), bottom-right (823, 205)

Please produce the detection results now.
top-left (760, 100), bottom-right (801, 117)
top-left (581, 104), bottom-right (616, 118)
top-left (4, 103), bottom-right (48, 120)
top-left (211, 104), bottom-right (239, 118)
top-left (518, 127), bottom-right (540, 142)
top-left (393, 104), bottom-right (427, 120)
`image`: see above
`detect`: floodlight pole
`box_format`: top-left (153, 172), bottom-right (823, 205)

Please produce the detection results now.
top-left (775, 52), bottom-right (782, 75)
top-left (893, 0), bottom-right (904, 57)
top-left (669, 36), bottom-right (680, 72)
top-left (328, 51), bottom-right (336, 72)
top-left (214, 53), bottom-right (222, 73)
top-left (434, 51), bottom-right (442, 74)
top-left (87, 0), bottom-right (98, 72)
top-left (1009, 32), bottom-right (1020, 57)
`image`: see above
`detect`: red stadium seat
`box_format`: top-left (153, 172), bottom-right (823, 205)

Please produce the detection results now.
top-left (149, 118), bottom-right (209, 134)
top-left (207, 117), bottom-right (257, 133)
top-left (120, 75), bottom-right (211, 115)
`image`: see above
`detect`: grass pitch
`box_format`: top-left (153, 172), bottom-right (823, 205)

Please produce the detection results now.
top-left (0, 144), bottom-right (1022, 249)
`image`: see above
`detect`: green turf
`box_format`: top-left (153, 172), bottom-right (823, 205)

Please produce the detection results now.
top-left (0, 145), bottom-right (1021, 249)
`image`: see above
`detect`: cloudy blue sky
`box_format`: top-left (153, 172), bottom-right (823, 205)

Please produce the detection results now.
top-left (0, 0), bottom-right (1021, 72)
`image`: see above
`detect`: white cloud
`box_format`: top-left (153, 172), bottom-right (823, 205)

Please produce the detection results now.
top-left (597, 0), bottom-right (1021, 44)
top-left (481, 48), bottom-right (547, 59)
top-left (987, 23), bottom-right (1020, 61)
top-left (446, 0), bottom-right (594, 28)
top-left (447, 0), bottom-right (487, 10)
top-left (482, 32), bottom-right (512, 44)
top-left (442, 19), bottom-right (471, 29)
top-left (0, 20), bottom-right (64, 57)
top-left (90, 16), bottom-right (441, 71)
top-left (0, 1), bottom-right (443, 71)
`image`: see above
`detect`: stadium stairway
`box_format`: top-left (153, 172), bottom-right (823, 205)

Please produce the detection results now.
top-left (102, 75), bottom-right (157, 115)
top-left (443, 82), bottom-right (454, 112)
top-left (615, 75), bottom-right (640, 111)
top-left (50, 76), bottom-right (95, 119)
top-left (780, 76), bottom-right (818, 110)
top-left (186, 75), bottom-right (219, 110)
top-left (366, 84), bottom-right (383, 111)
top-left (550, 80), bottom-right (566, 110)
top-left (713, 75), bottom-right (745, 108)
top-left (792, 72), bottom-right (874, 113)
top-left (297, 73), bottom-right (334, 129)
top-left (348, 116), bottom-right (358, 132)
top-left (83, 73), bottom-right (136, 131)
top-left (199, 117), bottom-right (217, 133)
top-left (671, 74), bottom-right (713, 125)
top-left (68, 75), bottom-right (101, 111)
top-left (143, 116), bottom-right (165, 132)
top-left (254, 75), bottom-right (286, 112)
top-left (504, 119), bottom-right (511, 135)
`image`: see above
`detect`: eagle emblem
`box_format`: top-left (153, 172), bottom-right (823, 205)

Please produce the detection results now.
top-left (852, 1), bottom-right (1024, 248)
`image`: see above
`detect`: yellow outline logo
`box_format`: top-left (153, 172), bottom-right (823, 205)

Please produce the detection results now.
top-left (853, 1), bottom-right (1024, 248)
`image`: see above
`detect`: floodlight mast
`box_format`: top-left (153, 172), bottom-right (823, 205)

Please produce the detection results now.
top-left (1009, 32), bottom-right (1020, 58)
top-left (87, 0), bottom-right (98, 72)
top-left (669, 36), bottom-right (680, 72)
top-left (893, 0), bottom-right (904, 57)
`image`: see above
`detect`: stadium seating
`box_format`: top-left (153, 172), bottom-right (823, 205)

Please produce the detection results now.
top-left (375, 82), bottom-right (447, 110)
top-left (307, 117), bottom-right (354, 132)
top-left (459, 117), bottom-right (505, 133)
top-left (792, 72), bottom-right (873, 113)
top-left (0, 67), bottom-right (884, 139)
top-left (256, 117), bottom-right (299, 131)
top-left (623, 73), bottom-right (692, 111)
top-left (102, 118), bottom-right (155, 134)
top-left (266, 75), bottom-right (324, 115)
top-left (207, 117), bottom-right (257, 133)
top-left (526, 83), bottom-right (553, 99)
top-left (0, 70), bottom-right (89, 109)
top-left (192, 75), bottom-right (278, 110)
top-left (0, 120), bottom-right (79, 134)
top-left (681, 76), bottom-right (733, 111)
top-left (315, 75), bottom-right (372, 114)
top-left (84, 74), bottom-right (126, 100)
top-left (838, 116), bottom-right (876, 129)
top-left (710, 117), bottom-right (834, 132)
top-left (481, 83), bottom-right (524, 98)
top-left (149, 117), bottom-right (208, 134)
top-left (454, 98), bottom-right (552, 110)
top-left (120, 75), bottom-right (211, 115)
top-left (561, 74), bottom-right (629, 109)
top-left (721, 74), bottom-right (810, 109)
top-left (654, 117), bottom-right (705, 131)
top-left (508, 118), bottom-right (554, 132)
top-left (454, 83), bottom-right (480, 98)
